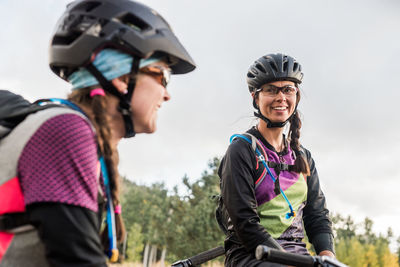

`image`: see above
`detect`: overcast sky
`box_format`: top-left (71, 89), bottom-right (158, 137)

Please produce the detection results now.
top-left (1, 0), bottom-right (399, 241)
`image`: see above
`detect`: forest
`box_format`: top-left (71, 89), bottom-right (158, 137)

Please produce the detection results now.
top-left (119, 158), bottom-right (400, 266)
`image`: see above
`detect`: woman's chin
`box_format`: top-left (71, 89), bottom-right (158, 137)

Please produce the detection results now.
top-left (136, 126), bottom-right (156, 134)
top-left (133, 116), bottom-right (158, 134)
top-left (270, 117), bottom-right (289, 124)
top-left (143, 123), bottom-right (157, 134)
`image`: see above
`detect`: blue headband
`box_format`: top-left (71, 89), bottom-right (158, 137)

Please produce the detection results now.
top-left (68, 49), bottom-right (163, 90)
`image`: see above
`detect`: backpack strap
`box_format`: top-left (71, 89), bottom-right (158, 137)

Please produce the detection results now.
top-left (230, 133), bottom-right (270, 187)
top-left (0, 213), bottom-right (29, 231)
top-left (267, 161), bottom-right (296, 172)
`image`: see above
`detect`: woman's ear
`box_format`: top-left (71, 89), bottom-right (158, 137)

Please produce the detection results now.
top-left (111, 76), bottom-right (128, 95)
top-left (252, 92), bottom-right (259, 107)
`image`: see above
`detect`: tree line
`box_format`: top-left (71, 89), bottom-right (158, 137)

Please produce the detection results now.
top-left (120, 158), bottom-right (224, 265)
top-left (119, 157), bottom-right (399, 266)
top-left (331, 214), bottom-right (399, 266)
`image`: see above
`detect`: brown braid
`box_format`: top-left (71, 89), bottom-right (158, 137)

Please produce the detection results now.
top-left (288, 91), bottom-right (310, 176)
top-left (67, 88), bottom-right (126, 248)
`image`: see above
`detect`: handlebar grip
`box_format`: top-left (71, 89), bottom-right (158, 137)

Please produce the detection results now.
top-left (264, 236), bottom-right (285, 251)
top-left (255, 245), bottom-right (315, 267)
top-left (189, 246), bottom-right (225, 266)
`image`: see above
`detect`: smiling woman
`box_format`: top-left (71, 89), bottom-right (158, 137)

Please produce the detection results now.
top-left (256, 81), bottom-right (298, 129)
top-left (217, 53), bottom-right (335, 266)
top-left (130, 63), bottom-right (172, 134)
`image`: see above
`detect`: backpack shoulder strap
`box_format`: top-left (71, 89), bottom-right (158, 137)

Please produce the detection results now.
top-left (245, 133), bottom-right (258, 152)
top-left (230, 133), bottom-right (269, 163)
top-left (230, 133), bottom-right (259, 153)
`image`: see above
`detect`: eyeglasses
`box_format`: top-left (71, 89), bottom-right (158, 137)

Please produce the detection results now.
top-left (139, 65), bottom-right (171, 88)
top-left (256, 84), bottom-right (298, 97)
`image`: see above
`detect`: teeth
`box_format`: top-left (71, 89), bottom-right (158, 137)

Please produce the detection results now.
top-left (273, 107), bottom-right (287, 110)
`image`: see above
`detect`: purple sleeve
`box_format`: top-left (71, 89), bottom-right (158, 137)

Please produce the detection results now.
top-left (18, 113), bottom-right (100, 212)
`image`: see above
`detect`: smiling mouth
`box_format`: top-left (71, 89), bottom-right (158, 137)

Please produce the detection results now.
top-left (272, 106), bottom-right (287, 111)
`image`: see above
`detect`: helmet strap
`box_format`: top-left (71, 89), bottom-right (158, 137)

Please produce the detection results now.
top-left (121, 56), bottom-right (140, 138)
top-left (85, 59), bottom-right (140, 138)
top-left (253, 102), bottom-right (298, 128)
top-left (254, 109), bottom-right (290, 128)
top-left (125, 56), bottom-right (140, 105)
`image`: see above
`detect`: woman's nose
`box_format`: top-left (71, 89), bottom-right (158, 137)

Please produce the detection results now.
top-left (163, 88), bottom-right (171, 101)
top-left (275, 90), bottom-right (286, 101)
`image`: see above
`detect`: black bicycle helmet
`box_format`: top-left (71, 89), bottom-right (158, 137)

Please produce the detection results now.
top-left (247, 53), bottom-right (303, 128)
top-left (49, 0), bottom-right (196, 138)
top-left (49, 0), bottom-right (195, 78)
top-left (247, 53), bottom-right (303, 93)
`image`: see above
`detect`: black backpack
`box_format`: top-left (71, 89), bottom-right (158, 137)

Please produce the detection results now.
top-left (0, 90), bottom-right (60, 139)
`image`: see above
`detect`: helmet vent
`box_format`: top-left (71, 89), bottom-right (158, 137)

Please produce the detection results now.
top-left (255, 63), bottom-right (266, 73)
top-left (270, 61), bottom-right (278, 73)
top-left (283, 61), bottom-right (288, 71)
top-left (293, 62), bottom-right (299, 71)
top-left (247, 73), bottom-right (255, 78)
top-left (117, 13), bottom-right (150, 32)
top-left (52, 32), bottom-right (81, 46)
top-left (71, 1), bottom-right (101, 13)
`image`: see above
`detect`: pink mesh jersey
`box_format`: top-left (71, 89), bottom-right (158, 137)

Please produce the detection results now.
top-left (17, 113), bottom-right (100, 212)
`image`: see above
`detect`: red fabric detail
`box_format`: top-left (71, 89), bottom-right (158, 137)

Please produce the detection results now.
top-left (0, 177), bottom-right (25, 215)
top-left (255, 168), bottom-right (267, 185)
top-left (0, 232), bottom-right (14, 262)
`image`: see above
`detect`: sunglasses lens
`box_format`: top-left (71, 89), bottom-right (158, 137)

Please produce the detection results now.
top-left (259, 85), bottom-right (297, 96)
top-left (260, 85), bottom-right (278, 95)
top-left (140, 66), bottom-right (171, 88)
top-left (162, 68), bottom-right (170, 87)
top-left (282, 86), bottom-right (297, 95)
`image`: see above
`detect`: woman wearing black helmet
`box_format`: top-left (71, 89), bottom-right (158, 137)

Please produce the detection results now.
top-left (218, 54), bottom-right (334, 266)
top-left (0, 0), bottom-right (195, 266)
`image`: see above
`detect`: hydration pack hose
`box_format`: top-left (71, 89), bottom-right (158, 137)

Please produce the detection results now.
top-left (100, 156), bottom-right (119, 262)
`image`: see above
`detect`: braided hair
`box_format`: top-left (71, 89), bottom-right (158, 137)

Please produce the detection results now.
top-left (288, 91), bottom-right (310, 176)
top-left (67, 88), bottom-right (126, 247)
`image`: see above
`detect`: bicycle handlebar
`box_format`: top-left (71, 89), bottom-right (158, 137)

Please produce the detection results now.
top-left (255, 245), bottom-right (349, 267)
top-left (256, 245), bottom-right (315, 266)
top-left (171, 246), bottom-right (225, 267)
top-left (171, 244), bottom-right (348, 267)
